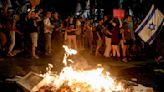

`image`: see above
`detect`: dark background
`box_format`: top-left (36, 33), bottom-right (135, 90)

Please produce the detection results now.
top-left (38, 0), bottom-right (163, 19)
top-left (3, 0), bottom-right (163, 19)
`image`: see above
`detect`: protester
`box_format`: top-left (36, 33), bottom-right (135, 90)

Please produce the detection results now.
top-left (0, 2), bottom-right (158, 64)
top-left (7, 14), bottom-right (23, 56)
top-left (51, 12), bottom-right (63, 51)
top-left (84, 19), bottom-right (93, 53)
top-left (27, 10), bottom-right (40, 59)
top-left (43, 11), bottom-right (54, 55)
top-left (66, 16), bottom-right (77, 50)
top-left (110, 18), bottom-right (122, 61)
top-left (121, 16), bottom-right (132, 62)
top-left (103, 16), bottom-right (112, 58)
top-left (75, 17), bottom-right (82, 51)
top-left (95, 19), bottom-right (104, 56)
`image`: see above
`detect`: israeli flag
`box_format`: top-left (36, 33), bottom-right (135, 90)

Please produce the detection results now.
top-left (135, 5), bottom-right (164, 45)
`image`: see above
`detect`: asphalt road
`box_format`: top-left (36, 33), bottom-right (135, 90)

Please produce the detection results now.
top-left (0, 49), bottom-right (164, 92)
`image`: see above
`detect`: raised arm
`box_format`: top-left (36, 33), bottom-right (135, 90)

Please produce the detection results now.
top-left (118, 17), bottom-right (122, 28)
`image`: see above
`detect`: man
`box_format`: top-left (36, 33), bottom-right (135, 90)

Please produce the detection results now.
top-left (103, 15), bottom-right (112, 58)
top-left (51, 12), bottom-right (63, 51)
top-left (27, 10), bottom-right (40, 59)
top-left (121, 16), bottom-right (132, 62)
top-left (95, 19), bottom-right (104, 56)
top-left (43, 11), bottom-right (54, 55)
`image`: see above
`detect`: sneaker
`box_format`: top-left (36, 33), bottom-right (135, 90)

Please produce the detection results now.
top-left (32, 55), bottom-right (39, 59)
top-left (7, 52), bottom-right (15, 57)
top-left (122, 58), bottom-right (128, 62)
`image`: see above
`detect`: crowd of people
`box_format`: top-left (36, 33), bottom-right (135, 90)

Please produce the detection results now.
top-left (0, 7), bottom-right (151, 62)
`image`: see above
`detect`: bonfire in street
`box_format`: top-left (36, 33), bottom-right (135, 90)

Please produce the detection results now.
top-left (35, 45), bottom-right (124, 92)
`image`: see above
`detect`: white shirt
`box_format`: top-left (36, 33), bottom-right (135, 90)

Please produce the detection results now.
top-left (44, 18), bottom-right (52, 33)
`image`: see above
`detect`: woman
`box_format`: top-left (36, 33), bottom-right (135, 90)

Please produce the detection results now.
top-left (66, 16), bottom-right (77, 50)
top-left (95, 19), bottom-right (104, 56)
top-left (110, 18), bottom-right (122, 61)
top-left (7, 14), bottom-right (22, 56)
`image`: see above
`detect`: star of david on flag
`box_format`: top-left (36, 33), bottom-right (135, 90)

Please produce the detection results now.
top-left (135, 5), bottom-right (164, 45)
top-left (148, 23), bottom-right (156, 31)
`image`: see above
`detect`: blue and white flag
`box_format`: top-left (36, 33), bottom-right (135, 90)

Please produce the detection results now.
top-left (135, 5), bottom-right (164, 45)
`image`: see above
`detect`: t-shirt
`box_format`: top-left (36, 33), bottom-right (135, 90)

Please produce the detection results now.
top-left (27, 19), bottom-right (38, 33)
top-left (67, 23), bottom-right (76, 35)
top-left (96, 24), bottom-right (103, 38)
top-left (105, 24), bottom-right (113, 38)
top-left (44, 18), bottom-right (52, 33)
top-left (52, 19), bottom-right (62, 31)
top-left (111, 26), bottom-right (120, 43)
top-left (123, 22), bottom-right (131, 40)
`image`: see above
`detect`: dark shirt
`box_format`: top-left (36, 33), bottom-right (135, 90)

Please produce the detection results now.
top-left (52, 19), bottom-right (62, 31)
top-left (123, 22), bottom-right (131, 40)
top-left (27, 19), bottom-right (38, 33)
top-left (67, 23), bottom-right (76, 35)
top-left (105, 24), bottom-right (113, 38)
top-left (96, 24), bottom-right (103, 38)
top-left (112, 26), bottom-right (120, 43)
top-left (103, 20), bottom-right (108, 27)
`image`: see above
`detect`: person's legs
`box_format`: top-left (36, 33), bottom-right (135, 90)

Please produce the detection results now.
top-left (104, 37), bottom-right (111, 57)
top-left (0, 32), bottom-right (7, 52)
top-left (31, 32), bottom-right (39, 58)
top-left (67, 35), bottom-right (72, 49)
top-left (44, 33), bottom-right (51, 55)
top-left (95, 39), bottom-right (102, 56)
top-left (8, 31), bottom-right (15, 56)
top-left (116, 45), bottom-right (120, 58)
top-left (112, 45), bottom-right (116, 57)
top-left (76, 34), bottom-right (81, 50)
top-left (95, 46), bottom-right (101, 56)
top-left (122, 45), bottom-right (127, 57)
top-left (72, 35), bottom-right (77, 50)
top-left (47, 33), bottom-right (52, 54)
top-left (88, 37), bottom-right (93, 53)
top-left (32, 45), bottom-right (35, 57)
top-left (122, 44), bottom-right (128, 62)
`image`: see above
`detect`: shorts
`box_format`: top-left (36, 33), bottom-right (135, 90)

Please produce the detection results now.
top-left (97, 39), bottom-right (102, 46)
top-left (30, 32), bottom-right (38, 47)
top-left (111, 42), bottom-right (119, 45)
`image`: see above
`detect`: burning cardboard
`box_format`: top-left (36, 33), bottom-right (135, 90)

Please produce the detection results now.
top-left (15, 45), bottom-right (154, 92)
top-left (16, 72), bottom-right (45, 92)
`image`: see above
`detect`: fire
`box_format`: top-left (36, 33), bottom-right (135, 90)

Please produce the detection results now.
top-left (37, 45), bottom-right (124, 92)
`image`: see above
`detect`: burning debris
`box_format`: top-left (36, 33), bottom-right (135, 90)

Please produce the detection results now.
top-left (15, 45), bottom-right (154, 92)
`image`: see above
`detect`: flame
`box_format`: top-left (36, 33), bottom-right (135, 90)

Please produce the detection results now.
top-left (62, 45), bottom-right (77, 66)
top-left (38, 45), bottom-right (124, 92)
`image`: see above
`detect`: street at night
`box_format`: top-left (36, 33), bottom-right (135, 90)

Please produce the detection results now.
top-left (0, 48), bottom-right (164, 91)
top-left (0, 0), bottom-right (164, 92)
